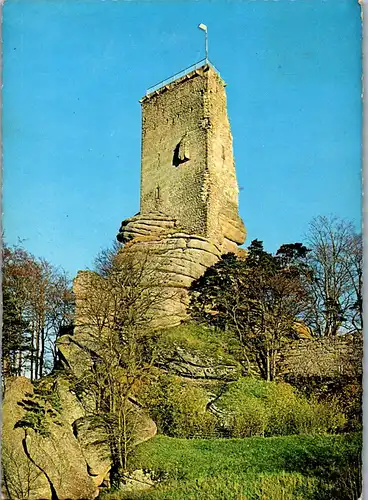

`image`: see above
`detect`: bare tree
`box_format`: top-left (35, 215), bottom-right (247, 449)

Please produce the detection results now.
top-left (93, 239), bottom-right (123, 277)
top-left (345, 233), bottom-right (363, 331)
top-left (2, 244), bottom-right (74, 380)
top-left (305, 216), bottom-right (362, 336)
top-left (73, 248), bottom-right (173, 484)
top-left (2, 443), bottom-right (42, 500)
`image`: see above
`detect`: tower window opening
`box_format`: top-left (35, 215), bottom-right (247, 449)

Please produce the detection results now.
top-left (173, 139), bottom-right (190, 167)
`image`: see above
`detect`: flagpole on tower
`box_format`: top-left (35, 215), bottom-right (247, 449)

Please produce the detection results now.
top-left (198, 24), bottom-right (208, 64)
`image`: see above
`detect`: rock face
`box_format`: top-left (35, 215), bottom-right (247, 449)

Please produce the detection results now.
top-left (2, 372), bottom-right (157, 500)
top-left (24, 417), bottom-right (99, 500)
top-left (116, 217), bottom-right (244, 327)
top-left (156, 345), bottom-right (240, 381)
top-left (2, 377), bottom-right (51, 500)
top-left (117, 212), bottom-right (177, 243)
top-left (2, 375), bottom-right (157, 499)
top-left (72, 417), bottom-right (113, 487)
top-left (2, 377), bottom-right (100, 500)
top-left (120, 230), bottom-right (222, 327)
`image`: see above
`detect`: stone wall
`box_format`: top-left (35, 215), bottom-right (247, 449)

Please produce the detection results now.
top-left (206, 66), bottom-right (246, 253)
top-left (280, 334), bottom-right (363, 379)
top-left (140, 68), bottom-right (208, 237)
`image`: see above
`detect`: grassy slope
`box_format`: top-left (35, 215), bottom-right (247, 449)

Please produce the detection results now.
top-left (103, 433), bottom-right (362, 499)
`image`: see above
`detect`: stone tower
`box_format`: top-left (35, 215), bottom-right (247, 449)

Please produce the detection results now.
top-left (118, 63), bottom-right (246, 254)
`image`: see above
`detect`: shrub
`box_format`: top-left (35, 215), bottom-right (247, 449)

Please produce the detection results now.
top-left (339, 381), bottom-right (363, 431)
top-left (228, 397), bottom-right (268, 437)
top-left (139, 374), bottom-right (217, 438)
top-left (216, 377), bottom-right (346, 437)
top-left (164, 381), bottom-right (217, 438)
top-left (139, 374), bottom-right (346, 439)
top-left (292, 396), bottom-right (346, 435)
top-left (285, 375), bottom-right (362, 432)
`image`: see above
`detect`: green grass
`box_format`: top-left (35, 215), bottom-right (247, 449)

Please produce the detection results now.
top-left (159, 323), bottom-right (238, 361)
top-left (99, 433), bottom-right (362, 499)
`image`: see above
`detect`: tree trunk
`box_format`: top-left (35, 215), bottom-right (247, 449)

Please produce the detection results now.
top-left (17, 350), bottom-right (23, 376)
top-left (30, 328), bottom-right (35, 382)
top-left (266, 349), bottom-right (271, 382)
top-left (39, 327), bottom-right (45, 378)
top-left (34, 327), bottom-right (40, 380)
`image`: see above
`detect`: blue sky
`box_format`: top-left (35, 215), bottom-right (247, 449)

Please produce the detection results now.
top-left (3, 0), bottom-right (362, 278)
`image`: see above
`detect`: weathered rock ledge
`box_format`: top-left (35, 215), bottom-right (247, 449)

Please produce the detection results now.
top-left (156, 345), bottom-right (240, 381)
top-left (117, 212), bottom-right (177, 244)
top-left (119, 230), bottom-right (222, 328)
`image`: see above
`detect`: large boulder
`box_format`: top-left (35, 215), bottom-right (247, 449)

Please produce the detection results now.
top-left (2, 377), bottom-right (100, 500)
top-left (118, 211), bottom-right (247, 329)
top-left (72, 417), bottom-right (111, 487)
top-left (2, 377), bottom-right (51, 500)
top-left (121, 231), bottom-right (222, 328)
top-left (23, 418), bottom-right (99, 500)
top-left (57, 333), bottom-right (93, 379)
top-left (117, 212), bottom-right (177, 243)
top-left (2, 375), bottom-right (157, 499)
top-left (72, 407), bottom-right (156, 488)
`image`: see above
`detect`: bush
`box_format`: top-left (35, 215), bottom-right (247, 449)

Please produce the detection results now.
top-left (339, 381), bottom-right (363, 431)
top-left (164, 381), bottom-right (217, 438)
top-left (229, 397), bottom-right (268, 437)
top-left (216, 377), bottom-right (346, 437)
top-left (139, 374), bottom-right (217, 438)
top-left (139, 374), bottom-right (346, 439)
top-left (285, 375), bottom-right (362, 432)
top-left (292, 396), bottom-right (346, 435)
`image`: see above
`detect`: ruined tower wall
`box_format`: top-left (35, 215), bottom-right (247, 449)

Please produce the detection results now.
top-left (140, 65), bottom-right (245, 248)
top-left (205, 69), bottom-right (244, 250)
top-left (140, 70), bottom-right (209, 236)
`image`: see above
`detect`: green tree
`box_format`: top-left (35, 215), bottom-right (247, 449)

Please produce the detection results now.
top-left (2, 287), bottom-right (30, 378)
top-left (189, 240), bottom-right (310, 381)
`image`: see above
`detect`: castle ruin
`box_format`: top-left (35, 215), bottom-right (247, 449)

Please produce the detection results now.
top-left (112, 63), bottom-right (246, 325)
top-left (118, 63), bottom-right (246, 255)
